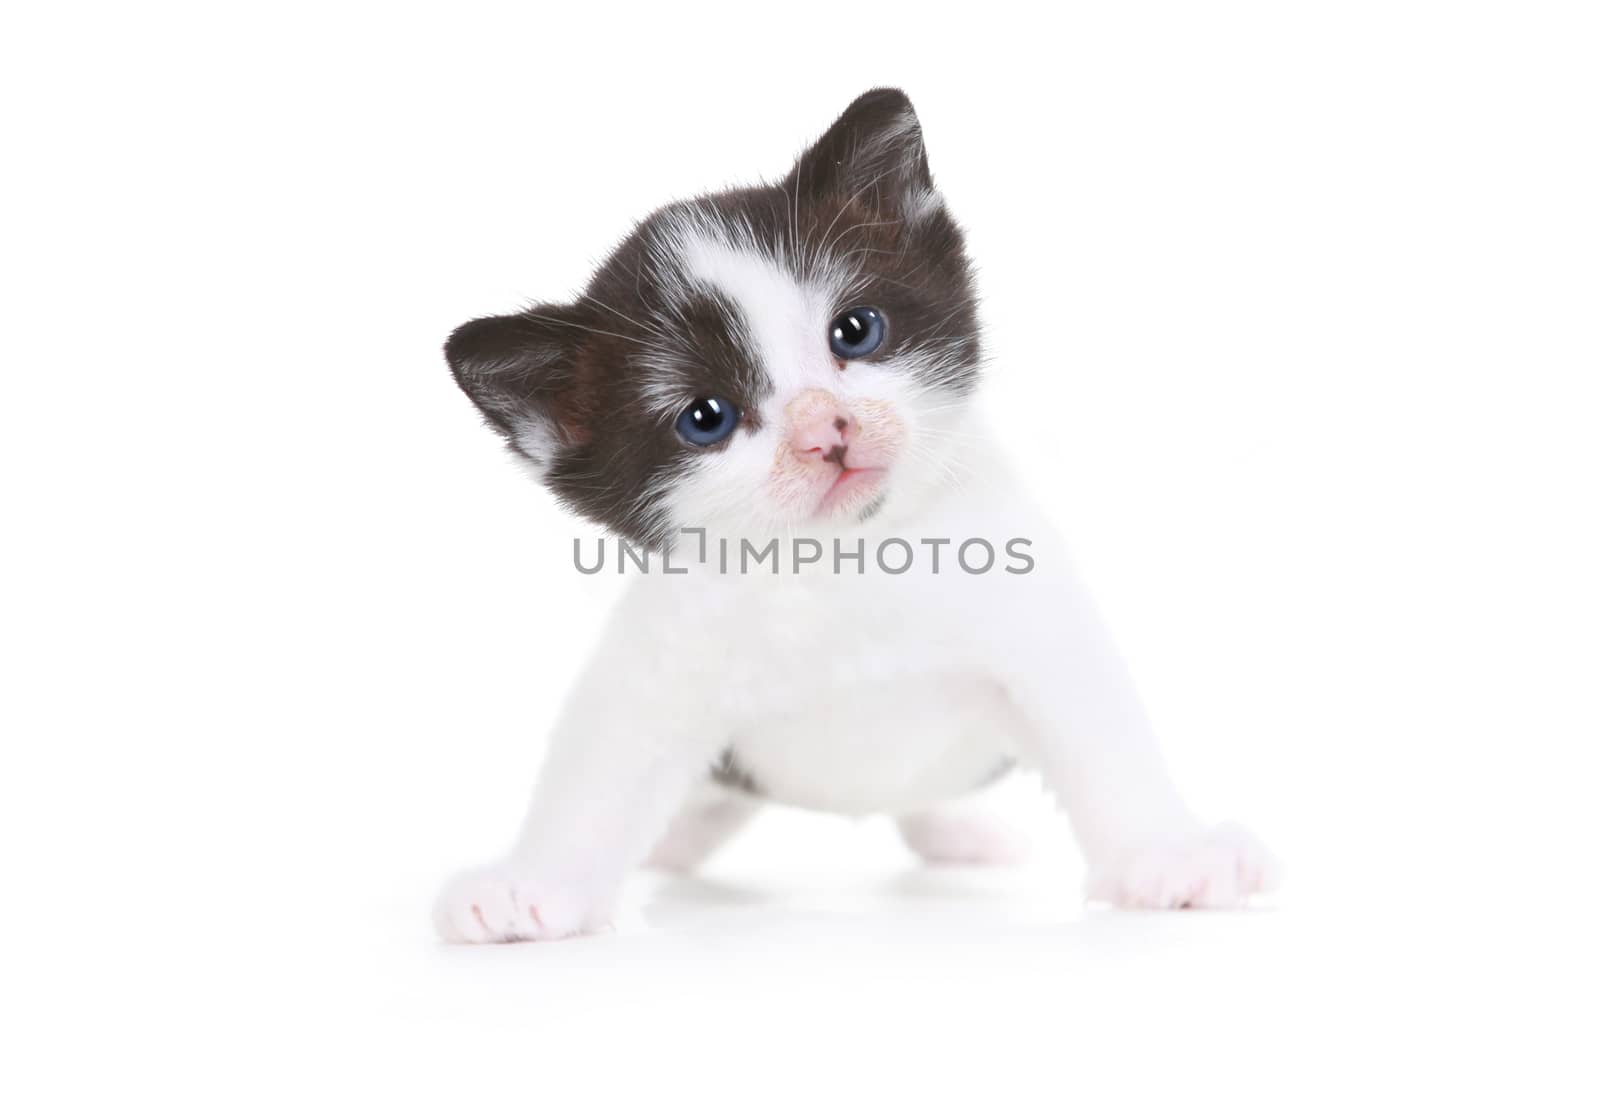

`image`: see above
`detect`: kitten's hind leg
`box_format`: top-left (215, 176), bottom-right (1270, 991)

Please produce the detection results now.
top-left (645, 784), bottom-right (761, 873)
top-left (897, 792), bottom-right (1032, 867)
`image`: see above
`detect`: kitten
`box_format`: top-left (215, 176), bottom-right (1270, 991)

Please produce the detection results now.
top-left (436, 88), bottom-right (1278, 942)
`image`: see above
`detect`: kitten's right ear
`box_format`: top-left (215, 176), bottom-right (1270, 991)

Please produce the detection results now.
top-left (444, 306), bottom-right (588, 465)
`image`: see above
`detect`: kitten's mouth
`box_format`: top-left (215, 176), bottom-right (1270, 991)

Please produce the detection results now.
top-left (815, 466), bottom-right (886, 518)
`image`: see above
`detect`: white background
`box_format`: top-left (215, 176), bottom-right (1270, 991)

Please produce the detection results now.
top-left (4, 1), bottom-right (1597, 1098)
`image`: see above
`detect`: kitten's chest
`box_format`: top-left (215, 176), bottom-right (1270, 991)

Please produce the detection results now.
top-left (724, 670), bottom-right (1022, 813)
top-left (704, 574), bottom-right (1022, 813)
top-left (719, 571), bottom-right (965, 697)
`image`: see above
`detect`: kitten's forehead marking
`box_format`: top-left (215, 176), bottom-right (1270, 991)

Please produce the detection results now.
top-left (663, 217), bottom-right (845, 405)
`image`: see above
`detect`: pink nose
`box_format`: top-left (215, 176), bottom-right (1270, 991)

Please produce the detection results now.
top-left (785, 390), bottom-right (857, 465)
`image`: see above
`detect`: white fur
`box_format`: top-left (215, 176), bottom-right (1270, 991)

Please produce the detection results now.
top-left (435, 241), bottom-right (1279, 944)
top-left (897, 790), bottom-right (1033, 866)
top-left (645, 784), bottom-right (759, 873)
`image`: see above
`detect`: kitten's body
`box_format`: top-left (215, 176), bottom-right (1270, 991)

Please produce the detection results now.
top-left (633, 446), bottom-right (1036, 821)
top-left (435, 90), bottom-right (1277, 942)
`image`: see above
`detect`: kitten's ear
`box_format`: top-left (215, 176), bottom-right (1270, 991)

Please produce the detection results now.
top-left (444, 306), bottom-right (589, 464)
top-left (789, 87), bottom-right (933, 209)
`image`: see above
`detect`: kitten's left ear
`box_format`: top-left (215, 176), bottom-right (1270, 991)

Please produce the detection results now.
top-left (789, 87), bottom-right (934, 211)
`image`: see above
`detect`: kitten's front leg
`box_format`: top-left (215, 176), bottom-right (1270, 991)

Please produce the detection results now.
top-left (996, 568), bottom-right (1280, 909)
top-left (434, 602), bottom-right (724, 943)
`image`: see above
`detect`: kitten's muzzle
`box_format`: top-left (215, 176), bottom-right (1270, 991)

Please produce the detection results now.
top-left (769, 389), bottom-right (903, 520)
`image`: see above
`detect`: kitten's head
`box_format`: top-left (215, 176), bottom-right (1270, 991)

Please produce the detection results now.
top-left (446, 89), bottom-right (981, 547)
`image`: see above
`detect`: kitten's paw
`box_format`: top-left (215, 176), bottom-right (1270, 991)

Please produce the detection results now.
top-left (1087, 823), bottom-right (1281, 909)
top-left (432, 866), bottom-right (604, 944)
top-left (897, 809), bottom-right (1032, 866)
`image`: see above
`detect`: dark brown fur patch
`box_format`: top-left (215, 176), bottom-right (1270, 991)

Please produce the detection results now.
top-left (709, 748), bottom-right (761, 796)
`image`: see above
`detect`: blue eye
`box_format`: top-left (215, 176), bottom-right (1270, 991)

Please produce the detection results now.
top-left (675, 397), bottom-right (740, 446)
top-left (828, 306), bottom-right (886, 360)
